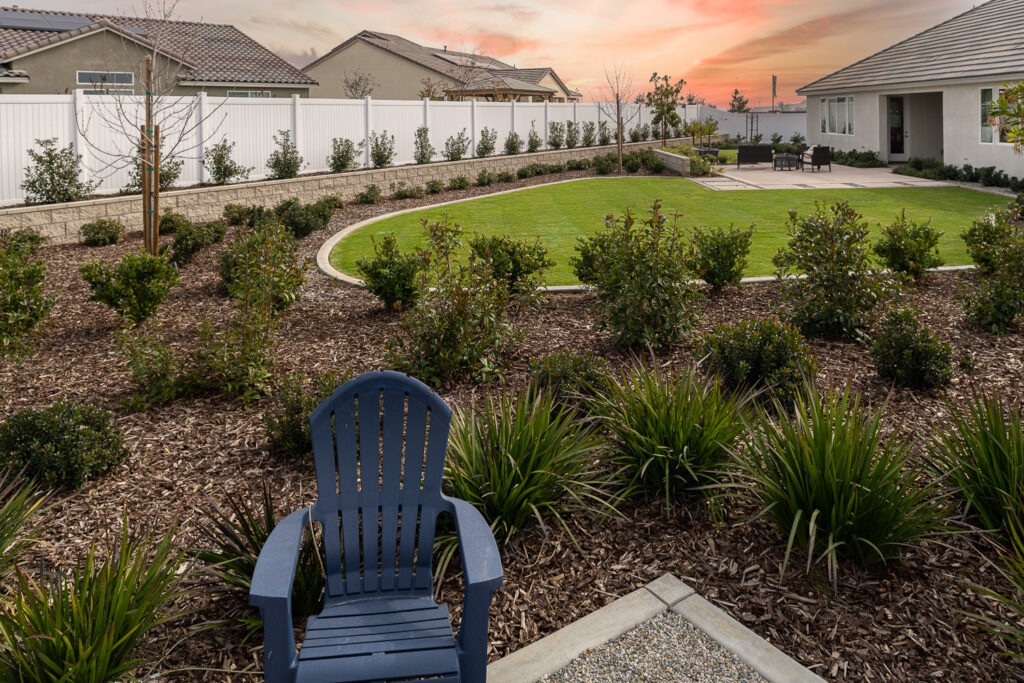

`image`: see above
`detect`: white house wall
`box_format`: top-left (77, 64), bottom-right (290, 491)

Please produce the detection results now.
top-left (805, 95), bottom-right (879, 155)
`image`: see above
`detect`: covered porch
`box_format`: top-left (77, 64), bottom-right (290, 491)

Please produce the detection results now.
top-left (878, 91), bottom-right (944, 164)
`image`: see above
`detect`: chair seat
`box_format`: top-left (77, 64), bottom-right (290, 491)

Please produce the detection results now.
top-left (296, 595), bottom-right (461, 683)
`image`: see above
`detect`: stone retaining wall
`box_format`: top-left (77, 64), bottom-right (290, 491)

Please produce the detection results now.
top-left (0, 137), bottom-right (695, 244)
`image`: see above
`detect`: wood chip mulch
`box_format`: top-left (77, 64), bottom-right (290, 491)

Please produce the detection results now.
top-left (2, 174), bottom-right (1024, 681)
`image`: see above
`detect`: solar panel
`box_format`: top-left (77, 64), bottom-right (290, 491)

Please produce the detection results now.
top-left (0, 10), bottom-right (93, 32)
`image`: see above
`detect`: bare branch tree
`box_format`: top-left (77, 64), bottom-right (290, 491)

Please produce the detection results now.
top-left (342, 69), bottom-right (378, 98)
top-left (597, 63), bottom-right (637, 174)
top-left (417, 77), bottom-right (445, 100)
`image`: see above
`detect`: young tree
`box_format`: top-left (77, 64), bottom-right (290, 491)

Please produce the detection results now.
top-left (685, 92), bottom-right (706, 105)
top-left (598, 64), bottom-right (638, 174)
top-left (728, 88), bottom-right (750, 113)
top-left (644, 73), bottom-right (685, 144)
top-left (417, 77), bottom-right (446, 100)
top-left (343, 69), bottom-right (378, 98)
top-left (991, 82), bottom-right (1024, 153)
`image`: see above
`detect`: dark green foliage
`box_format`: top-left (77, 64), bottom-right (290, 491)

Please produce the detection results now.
top-left (476, 127), bottom-right (497, 157)
top-left (328, 137), bottom-right (360, 172)
top-left (831, 149), bottom-right (887, 168)
top-left (356, 183), bottom-right (383, 204)
top-left (622, 152), bottom-right (643, 173)
top-left (628, 124), bottom-right (643, 143)
top-left (1, 229), bottom-right (53, 358)
top-left (355, 232), bottom-right (421, 311)
top-left (203, 139), bottom-right (252, 184)
top-left (527, 124), bottom-right (543, 153)
top-left (222, 203), bottom-right (254, 226)
top-left (444, 129), bottom-right (471, 161)
top-left (169, 219), bottom-right (227, 266)
top-left (468, 233), bottom-right (554, 301)
top-left (593, 154), bottom-right (616, 174)
top-left (572, 201), bottom-right (701, 348)
top-left (894, 157), bottom-right (1024, 189)
top-left (773, 201), bottom-right (902, 339)
top-left (80, 251), bottom-right (179, 324)
top-left (219, 221), bottom-right (307, 310)
top-left (475, 169), bottom-right (496, 186)
top-left (564, 121), bottom-right (579, 149)
top-left (158, 210), bottom-right (190, 236)
top-left (389, 182), bottom-right (425, 200)
top-left (701, 317), bottom-right (816, 404)
top-left (640, 123), bottom-right (652, 141)
top-left (566, 158), bottom-right (592, 171)
top-left (504, 131), bottom-right (523, 155)
top-left (873, 210), bottom-right (944, 280)
top-left (642, 151), bottom-right (666, 174)
top-left (264, 371), bottom-right (348, 458)
top-left (0, 519), bottom-right (184, 682)
top-left (690, 224), bottom-right (753, 289)
top-left (266, 130), bottom-right (303, 179)
top-left (581, 121), bottom-right (597, 147)
top-left (425, 179), bottom-right (444, 194)
top-left (529, 350), bottom-right (611, 407)
top-left (447, 175), bottom-right (471, 191)
top-left (21, 138), bottom-right (97, 205)
top-left (81, 218), bottom-right (125, 247)
top-left (0, 471), bottom-right (45, 582)
top-left (445, 384), bottom-right (612, 544)
top-left (117, 325), bottom-right (181, 411)
top-left (963, 208), bottom-right (1020, 273)
top-left (869, 309), bottom-right (952, 388)
top-left (966, 522), bottom-right (1024, 658)
top-left (0, 401), bottom-right (129, 490)
top-left (414, 126), bottom-right (434, 164)
top-left (496, 170), bottom-right (515, 183)
top-left (594, 363), bottom-right (748, 511)
top-left (598, 121), bottom-right (612, 146)
top-left (963, 238), bottom-right (1024, 333)
top-left (123, 155), bottom-right (183, 194)
top-left (369, 130), bottom-right (396, 168)
top-left (547, 121), bottom-right (566, 149)
top-left (737, 384), bottom-right (945, 586)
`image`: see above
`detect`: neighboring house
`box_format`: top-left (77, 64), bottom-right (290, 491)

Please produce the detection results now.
top-left (796, 0), bottom-right (1024, 172)
top-left (0, 6), bottom-right (315, 97)
top-left (304, 30), bottom-right (581, 102)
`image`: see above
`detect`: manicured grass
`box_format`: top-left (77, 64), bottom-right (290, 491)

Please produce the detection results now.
top-left (329, 178), bottom-right (1002, 286)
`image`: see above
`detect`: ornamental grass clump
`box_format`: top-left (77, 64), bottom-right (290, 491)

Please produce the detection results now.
top-left (929, 393), bottom-right (1024, 546)
top-left (774, 201), bottom-right (902, 339)
top-left (593, 362), bottom-right (749, 512)
top-left (965, 519), bottom-right (1024, 659)
top-left (0, 518), bottom-right (185, 683)
top-left (445, 383), bottom-right (613, 546)
top-left (0, 471), bottom-right (45, 586)
top-left (869, 308), bottom-right (952, 388)
top-left (690, 224), bottom-right (753, 289)
top-left (79, 250), bottom-right (179, 324)
top-left (872, 209), bottom-right (944, 280)
top-left (736, 384), bottom-right (945, 587)
top-left (355, 232), bottom-right (422, 311)
top-left (572, 201), bottom-right (701, 348)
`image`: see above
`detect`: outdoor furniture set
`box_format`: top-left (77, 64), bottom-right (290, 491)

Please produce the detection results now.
top-left (737, 144), bottom-right (832, 172)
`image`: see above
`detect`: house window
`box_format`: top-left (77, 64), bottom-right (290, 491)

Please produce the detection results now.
top-left (820, 99), bottom-right (826, 133)
top-left (847, 97), bottom-right (855, 135)
top-left (227, 90), bottom-right (271, 98)
top-left (981, 88), bottom-right (993, 143)
top-left (998, 87), bottom-right (1011, 143)
top-left (77, 71), bottom-right (133, 95)
top-left (820, 96), bottom-right (854, 135)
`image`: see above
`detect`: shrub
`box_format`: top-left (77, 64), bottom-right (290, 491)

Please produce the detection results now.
top-left (264, 371), bottom-right (347, 458)
top-left (831, 149), bottom-right (887, 168)
top-left (355, 232), bottom-right (421, 311)
top-left (444, 129), bottom-right (471, 161)
top-left (390, 181), bottom-right (425, 200)
top-left (869, 308), bottom-right (953, 388)
top-left (426, 179), bottom-right (444, 194)
top-left (790, 133), bottom-right (806, 146)
top-left (530, 349), bottom-right (611, 408)
top-left (0, 229), bottom-right (52, 359)
top-left (80, 251), bottom-right (179, 324)
top-left (641, 150), bottom-right (666, 174)
top-left (701, 317), bottom-right (816, 405)
top-left (594, 363), bottom-right (748, 512)
top-left (581, 121), bottom-right (597, 147)
top-left (169, 219), bottom-right (227, 266)
top-left (204, 139), bottom-right (253, 184)
top-left (572, 201), bottom-right (701, 348)
top-left (688, 153), bottom-right (715, 177)
top-left (773, 202), bottom-right (902, 339)
top-left (21, 138), bottom-right (97, 205)
top-left (445, 384), bottom-right (611, 544)
top-left (0, 520), bottom-right (183, 681)
top-left (219, 222), bottom-right (306, 310)
top-left (504, 131), bottom-right (523, 155)
top-left (0, 400), bottom-right (129, 490)
top-left (566, 158), bottom-right (592, 171)
top-left (517, 165), bottom-right (537, 179)
top-left (873, 210), bottom-right (944, 280)
top-left (447, 175), bottom-right (471, 191)
top-left (929, 393), bottom-right (1024, 546)
top-left (527, 124), bottom-right (543, 152)
top-left (158, 210), bottom-right (190, 236)
top-left (80, 218), bottom-right (125, 247)
top-left (598, 121), bottom-right (612, 146)
top-left (736, 384), bottom-right (944, 586)
top-left (475, 169), bottom-right (496, 186)
top-left (266, 130), bottom-right (303, 180)
top-left (476, 127), bottom-right (497, 157)
top-left (190, 483), bottom-right (324, 638)
top-left (963, 208), bottom-right (1020, 273)
top-left (327, 137), bottom-right (360, 172)
top-left (468, 233), bottom-right (554, 301)
top-left (640, 123), bottom-right (652, 141)
top-left (564, 121), bottom-right (579, 149)
top-left (222, 203), bottom-right (253, 226)
top-left (622, 152), bottom-right (643, 173)
top-left (496, 170), bottom-right (515, 183)
top-left (628, 124), bottom-right (643, 143)
top-left (770, 133), bottom-right (783, 146)
top-left (690, 224), bottom-right (753, 289)
top-left (963, 238), bottom-right (1024, 333)
top-left (356, 184), bottom-right (383, 204)
top-left (386, 217), bottom-right (518, 386)
top-left (117, 325), bottom-right (181, 411)
top-left (369, 130), bottom-right (396, 168)
top-left (594, 153), bottom-right (616, 175)
top-left (547, 121), bottom-right (566, 149)
top-left (123, 155), bottom-right (183, 194)
top-left (413, 126), bottom-right (434, 164)
top-left (0, 471), bottom-right (44, 582)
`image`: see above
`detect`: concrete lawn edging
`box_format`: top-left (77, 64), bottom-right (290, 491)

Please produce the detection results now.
top-left (487, 573), bottom-right (824, 683)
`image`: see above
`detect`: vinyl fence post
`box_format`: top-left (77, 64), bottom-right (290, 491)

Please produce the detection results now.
top-left (470, 98), bottom-right (477, 157)
top-left (543, 100), bottom-right (549, 147)
top-left (510, 99), bottom-right (516, 144)
top-left (71, 89), bottom-right (91, 189)
top-left (291, 94), bottom-right (302, 158)
top-left (196, 91), bottom-right (207, 184)
top-left (423, 97), bottom-right (431, 161)
top-left (363, 95), bottom-right (371, 168)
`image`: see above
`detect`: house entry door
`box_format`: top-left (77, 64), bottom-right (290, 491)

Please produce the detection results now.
top-left (888, 96), bottom-right (908, 162)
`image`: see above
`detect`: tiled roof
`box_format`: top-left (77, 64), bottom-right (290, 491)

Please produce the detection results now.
top-left (0, 66), bottom-right (26, 78)
top-left (798, 0), bottom-right (1024, 94)
top-left (445, 73), bottom-right (555, 94)
top-left (0, 6), bottom-right (315, 86)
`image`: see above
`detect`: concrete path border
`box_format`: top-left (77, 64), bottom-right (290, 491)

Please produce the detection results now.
top-left (487, 572), bottom-right (824, 683)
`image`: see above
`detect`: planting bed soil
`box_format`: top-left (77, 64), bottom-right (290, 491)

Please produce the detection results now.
top-left (3, 178), bottom-right (1024, 681)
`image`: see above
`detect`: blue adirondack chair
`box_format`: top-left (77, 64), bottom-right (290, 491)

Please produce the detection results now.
top-left (250, 370), bottom-right (503, 683)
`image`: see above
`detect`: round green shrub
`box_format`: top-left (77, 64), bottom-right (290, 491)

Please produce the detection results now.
top-left (447, 175), bottom-right (471, 191)
top-left (0, 400), bottom-right (129, 489)
top-left (158, 211), bottom-right (190, 236)
top-left (169, 220), bottom-right (227, 266)
top-left (79, 251), bottom-right (179, 324)
top-left (873, 210), bottom-right (944, 280)
top-left (690, 224), bottom-right (753, 289)
top-left (593, 154), bottom-right (616, 175)
top-left (81, 218), bottom-right (126, 247)
top-left (355, 232), bottom-right (421, 311)
top-left (870, 309), bottom-right (952, 388)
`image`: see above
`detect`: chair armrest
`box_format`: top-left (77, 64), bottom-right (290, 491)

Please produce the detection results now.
top-left (249, 507), bottom-right (311, 608)
top-left (444, 496), bottom-right (503, 592)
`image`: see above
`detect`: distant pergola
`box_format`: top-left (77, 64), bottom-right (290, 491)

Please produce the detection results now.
top-left (444, 74), bottom-right (557, 102)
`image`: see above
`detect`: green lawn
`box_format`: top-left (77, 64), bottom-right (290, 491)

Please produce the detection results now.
top-left (329, 178), bottom-right (1002, 285)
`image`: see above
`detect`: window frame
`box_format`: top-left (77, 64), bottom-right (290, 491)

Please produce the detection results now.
top-left (77, 71), bottom-right (134, 88)
top-left (820, 96), bottom-right (854, 136)
top-left (226, 90), bottom-right (272, 98)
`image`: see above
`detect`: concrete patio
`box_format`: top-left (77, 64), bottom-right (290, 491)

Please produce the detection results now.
top-left (688, 163), bottom-right (955, 191)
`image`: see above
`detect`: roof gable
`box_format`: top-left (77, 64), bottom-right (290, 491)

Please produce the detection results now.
top-left (798, 0), bottom-right (1024, 94)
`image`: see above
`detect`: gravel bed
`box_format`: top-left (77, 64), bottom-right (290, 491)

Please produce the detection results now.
top-left (542, 612), bottom-right (766, 683)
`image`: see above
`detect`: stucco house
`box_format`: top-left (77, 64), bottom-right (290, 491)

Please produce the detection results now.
top-left (797, 0), bottom-right (1024, 173)
top-left (304, 30), bottom-right (581, 102)
top-left (0, 6), bottom-right (315, 97)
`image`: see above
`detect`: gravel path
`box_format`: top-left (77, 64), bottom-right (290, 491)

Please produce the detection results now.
top-left (541, 612), bottom-right (766, 683)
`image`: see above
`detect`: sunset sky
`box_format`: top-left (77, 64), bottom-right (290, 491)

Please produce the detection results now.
top-left (40, 0), bottom-right (980, 106)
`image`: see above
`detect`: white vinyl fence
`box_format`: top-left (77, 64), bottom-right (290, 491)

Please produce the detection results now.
top-left (0, 93), bottom-right (806, 206)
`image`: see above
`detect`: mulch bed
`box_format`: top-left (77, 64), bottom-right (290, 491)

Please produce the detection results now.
top-left (3, 175), bottom-right (1024, 681)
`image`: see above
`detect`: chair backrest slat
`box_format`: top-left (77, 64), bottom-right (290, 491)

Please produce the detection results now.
top-left (397, 398), bottom-right (428, 590)
top-left (378, 389), bottom-right (406, 592)
top-left (335, 396), bottom-right (363, 595)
